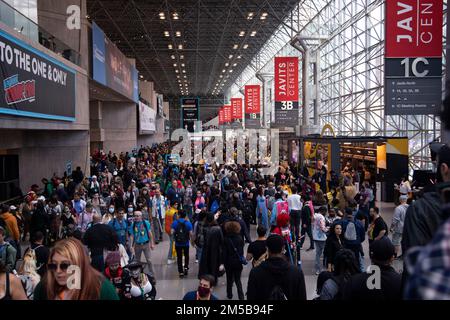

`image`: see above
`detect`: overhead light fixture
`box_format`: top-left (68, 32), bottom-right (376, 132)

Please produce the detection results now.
top-left (184, 80), bottom-right (187, 83)
top-left (171, 55), bottom-right (176, 59)
top-left (237, 55), bottom-right (242, 59)
top-left (173, 63), bottom-right (177, 67)
top-left (233, 44), bottom-right (238, 49)
top-left (177, 75), bottom-right (180, 78)
top-left (222, 69), bottom-right (226, 73)
top-left (178, 44), bottom-right (183, 50)
top-left (181, 63), bottom-right (185, 67)
top-left (182, 70), bottom-right (186, 73)
top-left (175, 70), bottom-right (179, 73)
top-left (164, 31), bottom-right (170, 37)
top-left (243, 44), bottom-right (249, 49)
top-left (168, 44), bottom-right (173, 49)
top-left (228, 55), bottom-right (233, 59)
top-left (239, 31), bottom-right (245, 37)
top-left (176, 31), bottom-right (181, 37)
top-left (183, 75), bottom-right (186, 78)
top-left (173, 13), bottom-right (179, 20)
top-left (159, 12), bottom-right (165, 19)
top-left (229, 69), bottom-right (233, 73)
top-left (261, 12), bottom-right (268, 20)
top-left (225, 63), bottom-right (229, 67)
top-left (180, 55), bottom-right (184, 59)
top-left (219, 75), bottom-right (223, 78)
top-left (233, 63), bottom-right (237, 67)
top-left (247, 12), bottom-right (254, 20)
top-left (139, 75), bottom-right (144, 79)
top-left (250, 31), bottom-right (257, 37)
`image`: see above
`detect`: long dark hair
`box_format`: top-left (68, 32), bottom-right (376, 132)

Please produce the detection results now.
top-left (333, 249), bottom-right (360, 280)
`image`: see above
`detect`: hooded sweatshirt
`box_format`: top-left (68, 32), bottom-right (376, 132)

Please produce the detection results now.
top-left (247, 256), bottom-right (307, 300)
top-left (1, 212), bottom-right (20, 241)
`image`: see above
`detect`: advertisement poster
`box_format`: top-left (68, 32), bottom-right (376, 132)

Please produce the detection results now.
top-left (92, 22), bottom-right (139, 103)
top-left (139, 101), bottom-right (156, 134)
top-left (384, 0), bottom-right (442, 115)
top-left (0, 29), bottom-right (76, 121)
top-left (244, 85), bottom-right (261, 129)
top-left (157, 94), bottom-right (164, 117)
top-left (274, 57), bottom-right (299, 126)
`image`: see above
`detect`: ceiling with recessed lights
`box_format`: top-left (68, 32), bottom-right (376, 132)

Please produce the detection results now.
top-left (87, 0), bottom-right (299, 98)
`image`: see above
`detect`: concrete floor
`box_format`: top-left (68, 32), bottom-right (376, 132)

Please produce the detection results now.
top-left (143, 201), bottom-right (401, 300)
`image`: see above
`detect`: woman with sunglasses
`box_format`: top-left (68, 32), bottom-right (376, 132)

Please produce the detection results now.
top-left (33, 238), bottom-right (119, 300)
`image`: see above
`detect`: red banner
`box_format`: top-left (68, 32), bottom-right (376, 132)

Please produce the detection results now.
top-left (223, 105), bottom-right (232, 123)
top-left (244, 85), bottom-right (261, 113)
top-left (274, 57), bottom-right (299, 102)
top-left (385, 0), bottom-right (443, 58)
top-left (218, 107), bottom-right (224, 124)
top-left (231, 98), bottom-right (243, 120)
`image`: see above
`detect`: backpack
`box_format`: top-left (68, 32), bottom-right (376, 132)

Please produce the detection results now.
top-left (344, 221), bottom-right (357, 241)
top-left (276, 201), bottom-right (289, 215)
top-left (195, 221), bottom-right (207, 248)
top-left (269, 285), bottom-right (288, 300)
top-left (174, 220), bottom-right (190, 244)
top-left (210, 199), bottom-right (220, 214)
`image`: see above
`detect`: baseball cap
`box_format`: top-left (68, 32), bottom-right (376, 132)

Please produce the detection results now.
top-left (369, 237), bottom-right (396, 262)
top-left (266, 234), bottom-right (285, 254)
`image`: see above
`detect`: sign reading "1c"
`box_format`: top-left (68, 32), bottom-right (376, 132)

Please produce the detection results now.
top-left (400, 57), bottom-right (430, 77)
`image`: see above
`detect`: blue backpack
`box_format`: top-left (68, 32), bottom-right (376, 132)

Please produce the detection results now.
top-left (210, 199), bottom-right (220, 213)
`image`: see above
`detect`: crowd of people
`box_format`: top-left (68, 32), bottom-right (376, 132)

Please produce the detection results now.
top-left (1, 139), bottom-right (450, 301)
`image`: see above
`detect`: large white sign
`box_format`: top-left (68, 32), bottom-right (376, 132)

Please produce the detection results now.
top-left (139, 101), bottom-right (156, 134)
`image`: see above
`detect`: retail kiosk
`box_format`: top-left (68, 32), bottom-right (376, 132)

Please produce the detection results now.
top-left (289, 128), bottom-right (408, 202)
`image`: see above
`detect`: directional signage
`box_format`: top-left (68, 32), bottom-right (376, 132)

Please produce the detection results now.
top-left (274, 57), bottom-right (299, 126)
top-left (384, 0), bottom-right (443, 115)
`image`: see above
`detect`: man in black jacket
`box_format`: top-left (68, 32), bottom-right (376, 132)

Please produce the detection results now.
top-left (401, 144), bottom-right (450, 289)
top-left (247, 234), bottom-right (307, 300)
top-left (342, 237), bottom-right (402, 300)
top-left (83, 213), bottom-right (117, 272)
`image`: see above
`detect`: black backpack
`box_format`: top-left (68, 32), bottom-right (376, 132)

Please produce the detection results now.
top-left (195, 221), bottom-right (207, 248)
top-left (269, 285), bottom-right (288, 300)
top-left (174, 220), bottom-right (190, 244)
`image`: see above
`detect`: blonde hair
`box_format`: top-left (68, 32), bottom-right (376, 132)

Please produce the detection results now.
top-left (18, 249), bottom-right (40, 287)
top-left (44, 238), bottom-right (103, 300)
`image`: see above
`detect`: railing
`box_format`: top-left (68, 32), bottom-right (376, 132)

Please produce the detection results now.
top-left (0, 0), bottom-right (80, 66)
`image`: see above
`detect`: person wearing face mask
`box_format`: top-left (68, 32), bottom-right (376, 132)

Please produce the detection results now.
top-left (182, 274), bottom-right (218, 300)
top-left (104, 251), bottom-right (126, 298)
top-left (122, 260), bottom-right (156, 300)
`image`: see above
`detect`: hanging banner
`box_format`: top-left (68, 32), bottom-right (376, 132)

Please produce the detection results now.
top-left (223, 105), bottom-right (232, 127)
top-left (181, 98), bottom-right (199, 132)
top-left (384, 0), bottom-right (443, 115)
top-left (274, 57), bottom-right (299, 126)
top-left (244, 85), bottom-right (261, 129)
top-left (218, 107), bottom-right (225, 125)
top-left (231, 98), bottom-right (243, 128)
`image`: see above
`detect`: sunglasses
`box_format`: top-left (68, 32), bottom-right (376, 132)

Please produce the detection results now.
top-left (48, 262), bottom-right (71, 271)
